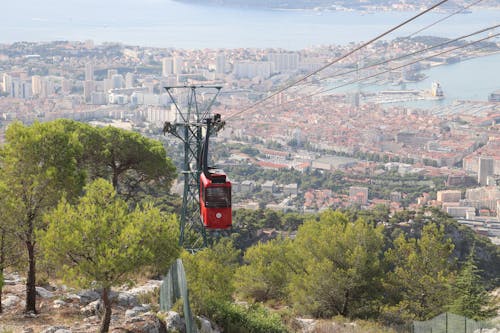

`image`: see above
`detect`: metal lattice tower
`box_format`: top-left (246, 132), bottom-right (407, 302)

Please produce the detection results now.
top-left (162, 85), bottom-right (223, 250)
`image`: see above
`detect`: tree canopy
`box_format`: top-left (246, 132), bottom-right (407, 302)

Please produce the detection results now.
top-left (40, 179), bottom-right (180, 332)
top-left (0, 121), bottom-right (85, 313)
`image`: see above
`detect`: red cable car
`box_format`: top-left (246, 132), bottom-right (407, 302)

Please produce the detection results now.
top-left (199, 115), bottom-right (232, 230)
top-left (200, 170), bottom-right (232, 229)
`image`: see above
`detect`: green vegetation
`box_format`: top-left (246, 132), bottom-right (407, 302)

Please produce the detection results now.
top-left (40, 179), bottom-right (180, 333)
top-left (205, 300), bottom-right (287, 333)
top-left (227, 164), bottom-right (446, 208)
top-left (448, 249), bottom-right (498, 320)
top-left (0, 120), bottom-right (498, 332)
top-left (384, 223), bottom-right (455, 321)
top-left (0, 120), bottom-right (178, 322)
top-left (1, 121), bottom-right (86, 313)
top-left (181, 208), bottom-right (499, 330)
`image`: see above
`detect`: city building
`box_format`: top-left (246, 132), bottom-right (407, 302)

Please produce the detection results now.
top-left (233, 61), bottom-right (273, 79)
top-left (488, 90), bottom-right (500, 102)
top-left (446, 206), bottom-right (475, 219)
top-left (85, 62), bottom-right (94, 81)
top-left (262, 180), bottom-right (276, 193)
top-left (216, 53), bottom-right (226, 74)
top-left (268, 52), bottom-right (299, 73)
top-left (162, 57), bottom-right (173, 76)
top-left (125, 72), bottom-right (136, 89)
top-left (478, 157), bottom-right (494, 186)
top-left (173, 56), bottom-right (183, 75)
top-left (437, 190), bottom-right (462, 203)
top-left (349, 186), bottom-right (368, 205)
top-left (83, 80), bottom-right (95, 103)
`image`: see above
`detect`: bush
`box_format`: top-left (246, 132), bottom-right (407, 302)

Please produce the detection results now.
top-left (204, 299), bottom-right (287, 333)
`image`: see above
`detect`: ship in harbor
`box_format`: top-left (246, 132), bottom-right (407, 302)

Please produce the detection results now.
top-left (431, 82), bottom-right (444, 97)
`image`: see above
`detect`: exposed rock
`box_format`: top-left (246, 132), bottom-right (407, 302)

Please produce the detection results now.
top-left (80, 300), bottom-right (102, 317)
top-left (53, 299), bottom-right (66, 309)
top-left (159, 311), bottom-right (184, 333)
top-left (83, 315), bottom-right (100, 323)
top-left (40, 326), bottom-right (70, 333)
top-left (121, 313), bottom-right (167, 333)
top-left (77, 290), bottom-right (100, 305)
top-left (4, 272), bottom-right (24, 285)
top-left (112, 291), bottom-right (139, 307)
top-left (125, 306), bottom-right (150, 318)
top-left (126, 280), bottom-right (162, 297)
top-left (2, 294), bottom-right (22, 308)
top-left (36, 286), bottom-right (54, 298)
top-left (294, 318), bottom-right (317, 333)
top-left (198, 316), bottom-right (220, 333)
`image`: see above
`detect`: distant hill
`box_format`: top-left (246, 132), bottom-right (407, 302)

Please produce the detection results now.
top-left (173, 0), bottom-right (500, 10)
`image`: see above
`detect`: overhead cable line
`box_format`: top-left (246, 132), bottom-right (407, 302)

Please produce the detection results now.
top-left (225, 0), bottom-right (450, 121)
top-left (406, 0), bottom-right (484, 38)
top-left (266, 32), bottom-right (499, 108)
top-left (310, 0), bottom-right (483, 85)
top-left (293, 24), bottom-right (499, 86)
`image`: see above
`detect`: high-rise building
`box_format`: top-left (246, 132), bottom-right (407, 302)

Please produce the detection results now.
top-left (32, 75), bottom-right (43, 96)
top-left (162, 57), bottom-right (173, 76)
top-left (85, 62), bottom-right (94, 81)
top-left (216, 53), bottom-right (226, 74)
top-left (478, 157), bottom-right (494, 186)
top-left (125, 73), bottom-right (136, 88)
top-left (268, 52), bottom-right (299, 73)
top-left (233, 61), bottom-right (273, 79)
top-left (143, 76), bottom-right (155, 94)
top-left (111, 74), bottom-right (124, 89)
top-left (2, 73), bottom-right (12, 94)
top-left (173, 56), bottom-right (183, 75)
top-left (497, 200), bottom-right (500, 220)
top-left (84, 80), bottom-right (95, 103)
top-left (107, 69), bottom-right (118, 80)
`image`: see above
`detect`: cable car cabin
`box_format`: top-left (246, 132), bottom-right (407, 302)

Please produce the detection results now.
top-left (200, 170), bottom-right (232, 229)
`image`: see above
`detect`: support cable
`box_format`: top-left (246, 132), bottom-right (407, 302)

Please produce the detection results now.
top-left (286, 24), bottom-right (499, 89)
top-left (226, 0), bottom-right (450, 121)
top-left (266, 32), bottom-right (499, 108)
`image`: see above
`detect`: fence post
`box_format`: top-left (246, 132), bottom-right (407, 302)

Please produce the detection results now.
top-left (446, 312), bottom-right (448, 333)
top-left (464, 315), bottom-right (467, 333)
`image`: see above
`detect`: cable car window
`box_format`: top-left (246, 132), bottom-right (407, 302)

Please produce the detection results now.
top-left (205, 186), bottom-right (231, 208)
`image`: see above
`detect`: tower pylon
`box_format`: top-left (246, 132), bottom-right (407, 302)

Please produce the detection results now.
top-left (162, 85), bottom-right (223, 250)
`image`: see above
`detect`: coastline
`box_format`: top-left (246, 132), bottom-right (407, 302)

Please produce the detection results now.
top-left (171, 0), bottom-right (500, 13)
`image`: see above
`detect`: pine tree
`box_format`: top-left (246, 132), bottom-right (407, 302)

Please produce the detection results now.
top-left (448, 247), bottom-right (498, 321)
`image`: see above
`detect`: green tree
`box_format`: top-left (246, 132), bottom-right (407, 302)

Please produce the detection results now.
top-left (384, 223), bottom-right (455, 321)
top-left (57, 120), bottom-right (177, 204)
top-left (0, 121), bottom-right (85, 313)
top-left (40, 179), bottom-right (180, 333)
top-left (0, 181), bottom-right (23, 313)
top-left (448, 248), bottom-right (498, 320)
top-left (182, 239), bottom-right (240, 314)
top-left (289, 210), bottom-right (385, 318)
top-left (234, 239), bottom-right (293, 302)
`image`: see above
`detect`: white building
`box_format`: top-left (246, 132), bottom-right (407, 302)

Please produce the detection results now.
top-left (268, 52), bottom-right (299, 73)
top-left (216, 53), bottom-right (226, 74)
top-left (85, 62), bottom-right (94, 81)
top-left (111, 74), bottom-right (124, 89)
top-left (173, 56), bottom-right (184, 75)
top-left (478, 157), bottom-right (494, 186)
top-left (162, 57), bottom-right (173, 76)
top-left (233, 61), bottom-right (273, 79)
